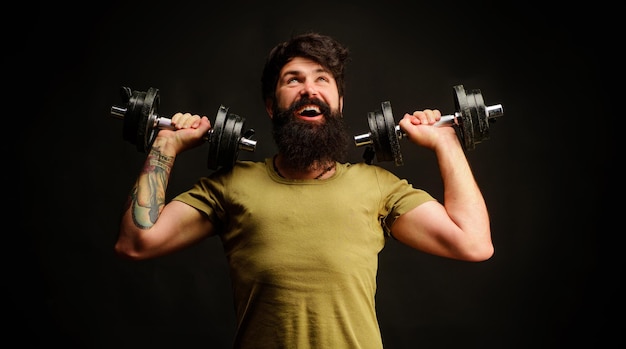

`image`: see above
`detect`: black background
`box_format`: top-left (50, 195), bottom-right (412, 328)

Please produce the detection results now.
top-left (18, 1), bottom-right (618, 348)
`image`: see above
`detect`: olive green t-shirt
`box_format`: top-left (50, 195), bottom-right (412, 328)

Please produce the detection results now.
top-left (173, 158), bottom-right (435, 348)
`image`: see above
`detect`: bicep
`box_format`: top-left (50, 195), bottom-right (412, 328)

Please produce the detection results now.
top-left (390, 200), bottom-right (465, 259)
top-left (147, 200), bottom-right (216, 257)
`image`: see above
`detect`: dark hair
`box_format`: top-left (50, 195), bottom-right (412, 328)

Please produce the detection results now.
top-left (261, 32), bottom-right (350, 103)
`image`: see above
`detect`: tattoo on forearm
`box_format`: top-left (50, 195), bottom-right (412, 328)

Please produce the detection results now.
top-left (129, 185), bottom-right (150, 229)
top-left (128, 147), bottom-right (174, 229)
top-left (149, 152), bottom-right (175, 171)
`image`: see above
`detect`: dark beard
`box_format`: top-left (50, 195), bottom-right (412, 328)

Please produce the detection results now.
top-left (271, 97), bottom-right (350, 172)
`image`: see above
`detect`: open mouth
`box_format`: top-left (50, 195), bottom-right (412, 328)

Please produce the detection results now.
top-left (297, 105), bottom-right (322, 117)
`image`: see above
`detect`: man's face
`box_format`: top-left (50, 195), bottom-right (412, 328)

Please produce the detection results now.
top-left (268, 57), bottom-right (349, 171)
top-left (268, 57), bottom-right (342, 119)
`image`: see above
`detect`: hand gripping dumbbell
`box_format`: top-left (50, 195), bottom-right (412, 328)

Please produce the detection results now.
top-left (110, 86), bottom-right (257, 170)
top-left (353, 84), bottom-right (503, 166)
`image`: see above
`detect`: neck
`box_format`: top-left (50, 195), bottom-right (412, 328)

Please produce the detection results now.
top-left (273, 155), bottom-right (335, 180)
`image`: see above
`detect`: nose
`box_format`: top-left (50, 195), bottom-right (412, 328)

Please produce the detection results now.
top-left (300, 80), bottom-right (318, 97)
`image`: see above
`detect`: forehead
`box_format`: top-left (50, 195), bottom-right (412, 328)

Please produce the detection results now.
top-left (280, 57), bottom-right (327, 75)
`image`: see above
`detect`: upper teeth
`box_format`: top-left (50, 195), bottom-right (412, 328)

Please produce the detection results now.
top-left (299, 105), bottom-right (320, 115)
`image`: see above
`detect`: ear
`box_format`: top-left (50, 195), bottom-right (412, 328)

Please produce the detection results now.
top-left (339, 96), bottom-right (344, 114)
top-left (265, 99), bottom-right (274, 118)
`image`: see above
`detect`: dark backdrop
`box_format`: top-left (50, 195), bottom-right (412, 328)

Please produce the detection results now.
top-left (18, 1), bottom-right (618, 348)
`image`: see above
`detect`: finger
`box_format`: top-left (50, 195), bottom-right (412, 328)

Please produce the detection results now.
top-left (419, 109), bottom-right (444, 124)
top-left (202, 116), bottom-right (211, 129)
top-left (171, 112), bottom-right (183, 125)
top-left (420, 109), bottom-right (434, 124)
top-left (410, 111), bottom-right (425, 124)
top-left (172, 113), bottom-right (201, 129)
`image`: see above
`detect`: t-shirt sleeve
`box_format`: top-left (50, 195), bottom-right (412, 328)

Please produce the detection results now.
top-left (172, 177), bottom-right (225, 230)
top-left (374, 167), bottom-right (437, 236)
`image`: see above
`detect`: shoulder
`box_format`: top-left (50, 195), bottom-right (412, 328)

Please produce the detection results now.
top-left (201, 160), bottom-right (271, 186)
top-left (211, 160), bottom-right (266, 177)
top-left (340, 162), bottom-right (400, 180)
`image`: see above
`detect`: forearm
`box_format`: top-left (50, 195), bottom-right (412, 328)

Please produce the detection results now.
top-left (131, 145), bottom-right (175, 229)
top-left (434, 136), bottom-right (490, 235)
top-left (116, 139), bottom-right (177, 257)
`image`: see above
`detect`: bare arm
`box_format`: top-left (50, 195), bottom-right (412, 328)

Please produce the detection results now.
top-left (391, 110), bottom-right (494, 261)
top-left (115, 113), bottom-right (216, 260)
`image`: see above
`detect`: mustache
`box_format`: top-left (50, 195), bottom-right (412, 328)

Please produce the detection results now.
top-left (281, 96), bottom-right (331, 117)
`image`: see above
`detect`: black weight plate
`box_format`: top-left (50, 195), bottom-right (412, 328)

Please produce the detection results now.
top-left (230, 115), bottom-right (245, 167)
top-left (470, 89), bottom-right (489, 145)
top-left (136, 90), bottom-right (150, 152)
top-left (372, 109), bottom-right (393, 163)
top-left (381, 101), bottom-right (403, 166)
top-left (366, 111), bottom-right (383, 164)
top-left (465, 90), bottom-right (480, 151)
top-left (122, 89), bottom-right (142, 146)
top-left (454, 85), bottom-right (474, 151)
top-left (220, 113), bottom-right (238, 169)
top-left (207, 106), bottom-right (228, 170)
top-left (140, 87), bottom-right (160, 152)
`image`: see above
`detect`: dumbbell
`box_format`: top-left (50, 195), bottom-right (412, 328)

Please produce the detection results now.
top-left (110, 86), bottom-right (257, 170)
top-left (353, 84), bottom-right (503, 166)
